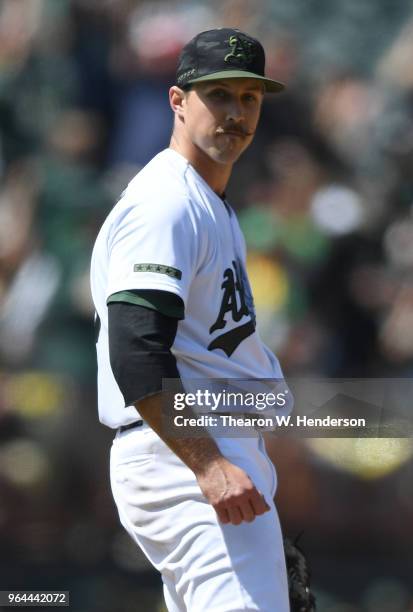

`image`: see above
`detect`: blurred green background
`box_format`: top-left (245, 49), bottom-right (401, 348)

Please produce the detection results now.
top-left (1, 1), bottom-right (413, 610)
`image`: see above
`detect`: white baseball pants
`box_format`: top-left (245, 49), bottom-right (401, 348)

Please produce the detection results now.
top-left (110, 424), bottom-right (290, 612)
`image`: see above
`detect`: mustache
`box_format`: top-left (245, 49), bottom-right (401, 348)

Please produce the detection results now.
top-left (216, 126), bottom-right (255, 137)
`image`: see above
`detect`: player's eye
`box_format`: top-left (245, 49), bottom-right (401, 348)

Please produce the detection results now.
top-left (243, 93), bottom-right (259, 103)
top-left (208, 89), bottom-right (229, 100)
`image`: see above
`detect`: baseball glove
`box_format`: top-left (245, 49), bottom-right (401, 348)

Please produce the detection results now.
top-left (284, 536), bottom-right (316, 612)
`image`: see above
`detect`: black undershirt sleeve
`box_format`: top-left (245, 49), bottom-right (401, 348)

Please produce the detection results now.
top-left (108, 301), bottom-right (181, 407)
top-left (107, 289), bottom-right (185, 319)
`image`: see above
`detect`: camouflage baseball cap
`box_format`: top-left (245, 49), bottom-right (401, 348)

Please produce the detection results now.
top-left (176, 28), bottom-right (285, 93)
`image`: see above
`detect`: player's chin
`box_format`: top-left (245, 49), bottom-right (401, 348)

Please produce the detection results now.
top-left (209, 142), bottom-right (249, 164)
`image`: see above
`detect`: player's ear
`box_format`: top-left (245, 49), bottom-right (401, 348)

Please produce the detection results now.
top-left (169, 86), bottom-right (186, 119)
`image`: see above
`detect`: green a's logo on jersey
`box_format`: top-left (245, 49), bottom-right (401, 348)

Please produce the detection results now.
top-left (208, 260), bottom-right (256, 356)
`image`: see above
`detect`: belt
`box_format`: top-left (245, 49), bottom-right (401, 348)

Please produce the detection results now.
top-left (118, 420), bottom-right (144, 433)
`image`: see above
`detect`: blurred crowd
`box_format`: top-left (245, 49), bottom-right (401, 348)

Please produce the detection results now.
top-left (0, 1), bottom-right (413, 610)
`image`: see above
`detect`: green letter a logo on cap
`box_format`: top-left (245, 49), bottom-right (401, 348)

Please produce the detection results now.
top-left (224, 35), bottom-right (255, 65)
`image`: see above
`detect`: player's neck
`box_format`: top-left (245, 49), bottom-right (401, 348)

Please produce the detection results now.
top-left (169, 139), bottom-right (232, 198)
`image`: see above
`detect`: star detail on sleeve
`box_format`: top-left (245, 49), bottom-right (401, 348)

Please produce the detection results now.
top-left (134, 263), bottom-right (182, 280)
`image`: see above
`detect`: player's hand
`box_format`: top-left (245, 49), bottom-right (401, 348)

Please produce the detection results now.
top-left (196, 458), bottom-right (270, 525)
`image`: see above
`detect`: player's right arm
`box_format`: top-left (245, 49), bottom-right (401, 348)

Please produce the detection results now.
top-left (108, 296), bottom-right (270, 526)
top-left (135, 392), bottom-right (270, 526)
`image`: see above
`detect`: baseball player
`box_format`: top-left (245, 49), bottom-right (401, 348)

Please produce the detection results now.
top-left (91, 28), bottom-right (292, 612)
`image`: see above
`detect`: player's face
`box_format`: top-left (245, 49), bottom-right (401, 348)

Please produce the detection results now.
top-left (181, 78), bottom-right (264, 165)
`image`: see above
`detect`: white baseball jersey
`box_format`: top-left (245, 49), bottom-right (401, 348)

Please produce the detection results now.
top-left (91, 148), bottom-right (284, 428)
